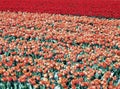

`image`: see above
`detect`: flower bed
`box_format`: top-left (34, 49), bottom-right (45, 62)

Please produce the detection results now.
top-left (0, 11), bottom-right (120, 89)
top-left (0, 0), bottom-right (120, 18)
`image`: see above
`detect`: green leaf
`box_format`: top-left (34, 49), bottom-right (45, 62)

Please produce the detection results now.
top-left (18, 83), bottom-right (22, 89)
top-left (112, 45), bottom-right (119, 50)
top-left (107, 78), bottom-right (112, 83)
top-left (84, 76), bottom-right (89, 82)
top-left (54, 85), bottom-right (61, 89)
top-left (72, 40), bottom-right (78, 46)
top-left (43, 85), bottom-right (46, 89)
top-left (0, 30), bottom-right (3, 32)
top-left (54, 72), bottom-right (58, 80)
top-left (4, 35), bottom-right (9, 40)
top-left (34, 27), bottom-right (39, 30)
top-left (13, 82), bottom-right (18, 89)
top-left (6, 82), bottom-right (11, 89)
top-left (0, 55), bottom-right (2, 61)
top-left (95, 73), bottom-right (100, 79)
top-left (78, 51), bottom-right (84, 56)
top-left (5, 52), bottom-right (10, 56)
top-left (76, 84), bottom-right (80, 89)
top-left (35, 37), bottom-right (39, 41)
top-left (82, 43), bottom-right (89, 48)
top-left (39, 85), bottom-right (46, 89)
top-left (91, 64), bottom-right (98, 69)
top-left (20, 37), bottom-right (24, 40)
top-left (76, 25), bottom-right (79, 29)
top-left (18, 83), bottom-right (29, 89)
top-left (99, 67), bottom-right (108, 74)
top-left (27, 83), bottom-right (33, 89)
top-left (0, 83), bottom-right (5, 89)
top-left (113, 78), bottom-right (120, 86)
top-left (118, 26), bottom-right (120, 29)
top-left (52, 39), bottom-right (57, 43)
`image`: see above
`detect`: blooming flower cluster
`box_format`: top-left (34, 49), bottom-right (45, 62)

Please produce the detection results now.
top-left (0, 0), bottom-right (120, 18)
top-left (0, 11), bottom-right (120, 89)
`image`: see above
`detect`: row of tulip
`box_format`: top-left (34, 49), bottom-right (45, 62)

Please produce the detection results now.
top-left (0, 0), bottom-right (120, 18)
top-left (0, 11), bottom-right (120, 89)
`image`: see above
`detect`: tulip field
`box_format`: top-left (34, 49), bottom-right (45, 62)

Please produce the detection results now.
top-left (0, 0), bottom-right (120, 18)
top-left (0, 11), bottom-right (120, 89)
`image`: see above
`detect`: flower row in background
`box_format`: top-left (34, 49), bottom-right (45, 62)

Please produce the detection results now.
top-left (0, 0), bottom-right (120, 18)
top-left (0, 11), bottom-right (120, 89)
